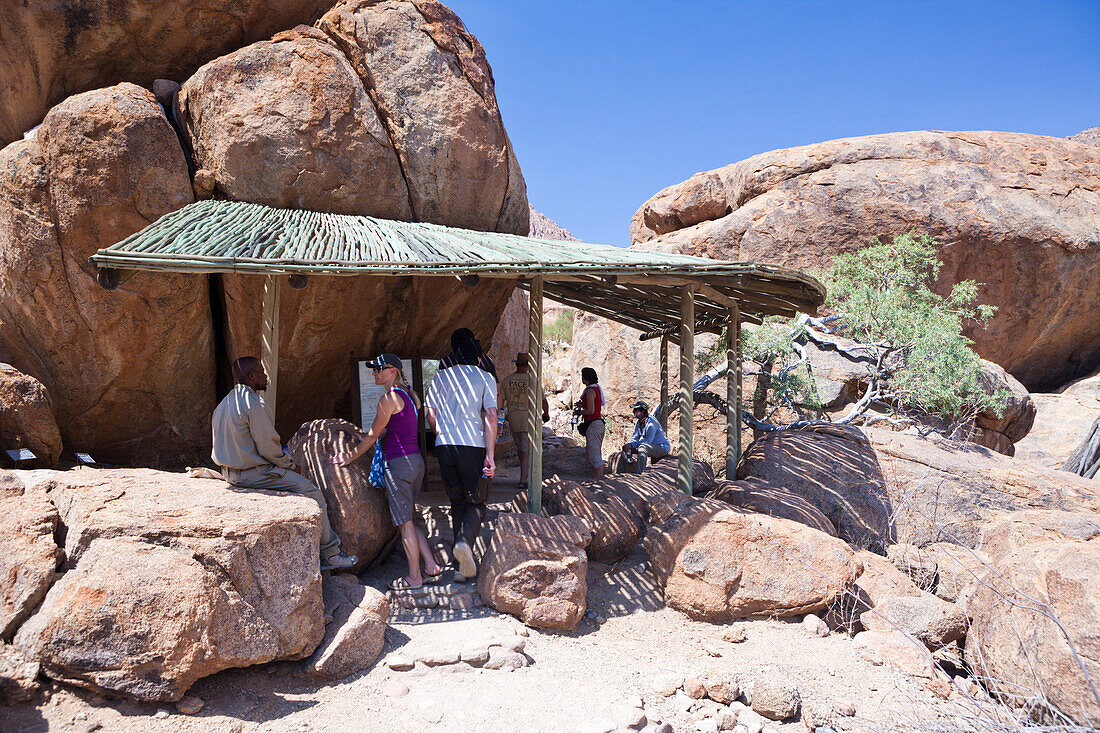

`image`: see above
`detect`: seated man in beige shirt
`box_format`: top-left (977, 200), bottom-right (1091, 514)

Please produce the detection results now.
top-left (212, 356), bottom-right (356, 572)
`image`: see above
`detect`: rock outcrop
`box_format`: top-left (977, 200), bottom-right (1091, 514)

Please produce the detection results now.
top-left (739, 425), bottom-right (1100, 549)
top-left (631, 131), bottom-right (1100, 390)
top-left (0, 0), bottom-right (338, 145)
top-left (0, 482), bottom-right (60, 640)
top-left (478, 513), bottom-right (591, 630)
top-left (708, 477), bottom-right (837, 536)
top-left (0, 83), bottom-right (213, 465)
top-left (1014, 393), bottom-right (1100, 469)
top-left (0, 363), bottom-right (62, 467)
top-left (176, 2), bottom-right (528, 438)
top-left (964, 510), bottom-right (1100, 726)
top-left (0, 642), bottom-right (39, 703)
top-left (645, 499), bottom-right (861, 622)
top-left (304, 573), bottom-right (389, 678)
top-left (865, 428), bottom-right (1100, 547)
top-left (860, 594), bottom-right (967, 650)
top-left (287, 419), bottom-right (395, 568)
top-left (542, 478), bottom-right (645, 563)
top-left (737, 424), bottom-right (894, 551)
top-left (2, 1), bottom-right (530, 461)
top-left (14, 468), bottom-right (325, 701)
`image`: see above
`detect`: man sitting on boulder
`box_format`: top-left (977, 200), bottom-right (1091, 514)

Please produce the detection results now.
top-left (212, 356), bottom-right (356, 572)
top-left (620, 400), bottom-right (671, 473)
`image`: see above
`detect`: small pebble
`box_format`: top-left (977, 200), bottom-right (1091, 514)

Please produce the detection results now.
top-left (383, 680), bottom-right (410, 698)
top-left (832, 700), bottom-right (855, 717)
top-left (73, 712), bottom-right (88, 721)
top-left (651, 674), bottom-right (683, 697)
top-left (704, 644), bottom-right (722, 657)
top-left (176, 695), bottom-right (204, 715)
top-left (418, 649), bottom-right (460, 666)
top-left (384, 654), bottom-right (415, 671)
top-left (715, 709), bottom-right (737, 731)
top-left (483, 648), bottom-right (527, 671)
top-left (154, 710), bottom-right (170, 720)
top-left (499, 636), bottom-right (527, 653)
top-left (695, 719), bottom-right (719, 733)
top-left (722, 627), bottom-right (746, 644)
top-left (802, 614), bottom-right (829, 638)
top-left (684, 677), bottom-right (706, 699)
top-left (460, 645), bottom-right (490, 665)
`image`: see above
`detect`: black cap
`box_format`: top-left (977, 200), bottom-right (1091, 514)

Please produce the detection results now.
top-left (366, 353), bottom-right (402, 370)
top-left (630, 400), bottom-right (649, 413)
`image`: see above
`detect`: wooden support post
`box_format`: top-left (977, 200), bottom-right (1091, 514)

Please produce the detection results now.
top-left (727, 303), bottom-right (742, 480)
top-left (659, 335), bottom-right (669, 431)
top-left (527, 276), bottom-right (544, 515)
top-left (678, 284), bottom-right (694, 495)
top-left (260, 274), bottom-right (281, 421)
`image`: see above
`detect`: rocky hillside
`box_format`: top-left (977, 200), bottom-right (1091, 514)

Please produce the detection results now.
top-left (630, 130), bottom-right (1100, 392)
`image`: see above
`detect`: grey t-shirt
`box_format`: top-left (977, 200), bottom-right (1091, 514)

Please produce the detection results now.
top-left (426, 364), bottom-right (497, 448)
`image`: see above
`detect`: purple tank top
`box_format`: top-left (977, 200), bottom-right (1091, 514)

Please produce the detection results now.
top-left (383, 388), bottom-right (419, 459)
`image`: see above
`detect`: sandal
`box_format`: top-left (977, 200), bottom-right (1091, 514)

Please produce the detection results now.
top-left (388, 576), bottom-right (422, 591)
top-left (423, 568), bottom-right (444, 585)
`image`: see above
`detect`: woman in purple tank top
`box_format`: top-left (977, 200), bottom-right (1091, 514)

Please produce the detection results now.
top-left (332, 353), bottom-right (441, 590)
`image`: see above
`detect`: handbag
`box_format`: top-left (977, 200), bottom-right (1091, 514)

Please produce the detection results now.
top-left (578, 419), bottom-right (591, 437)
top-left (368, 444), bottom-right (386, 488)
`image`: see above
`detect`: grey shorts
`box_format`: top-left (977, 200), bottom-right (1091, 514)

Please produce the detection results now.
top-left (384, 453), bottom-right (425, 526)
top-left (512, 429), bottom-right (530, 454)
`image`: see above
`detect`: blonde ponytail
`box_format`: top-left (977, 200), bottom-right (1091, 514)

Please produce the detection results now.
top-left (393, 369), bottom-right (422, 410)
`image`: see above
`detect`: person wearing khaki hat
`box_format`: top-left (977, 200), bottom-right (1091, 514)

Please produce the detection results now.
top-left (498, 353), bottom-right (550, 492)
top-left (620, 399), bottom-right (670, 473)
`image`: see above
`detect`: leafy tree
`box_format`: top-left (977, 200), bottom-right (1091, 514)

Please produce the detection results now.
top-left (687, 233), bottom-right (1006, 432)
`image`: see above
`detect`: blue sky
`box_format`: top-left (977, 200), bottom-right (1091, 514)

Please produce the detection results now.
top-left (445, 1), bottom-right (1100, 245)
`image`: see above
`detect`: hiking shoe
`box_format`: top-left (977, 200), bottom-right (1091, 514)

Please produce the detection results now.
top-left (453, 541), bottom-right (476, 581)
top-left (321, 552), bottom-right (358, 571)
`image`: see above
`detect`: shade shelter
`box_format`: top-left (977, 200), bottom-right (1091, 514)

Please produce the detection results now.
top-left (91, 200), bottom-right (825, 510)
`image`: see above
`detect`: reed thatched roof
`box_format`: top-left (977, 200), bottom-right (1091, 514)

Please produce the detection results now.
top-left (90, 200), bottom-right (825, 335)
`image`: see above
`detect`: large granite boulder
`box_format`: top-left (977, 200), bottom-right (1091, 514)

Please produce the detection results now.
top-left (739, 425), bottom-right (1100, 549)
top-left (478, 513), bottom-right (591, 630)
top-left (1014, 393), bottom-right (1100, 469)
top-left (964, 510), bottom-right (1100, 726)
top-left (178, 27), bottom-right (410, 219)
top-left (316, 0), bottom-right (526, 231)
top-left (1061, 366), bottom-right (1100, 401)
top-left (737, 424), bottom-right (894, 551)
top-left (860, 594), bottom-right (967, 650)
top-left (303, 573), bottom-right (389, 679)
top-left (14, 468), bottom-right (325, 700)
top-left (541, 478), bottom-right (645, 563)
top-left (630, 131), bottom-right (1100, 390)
top-left (0, 480), bottom-right (60, 640)
top-left (0, 363), bottom-right (62, 468)
top-left (176, 1), bottom-right (528, 438)
top-left (0, 83), bottom-right (213, 465)
top-left (864, 428), bottom-right (1100, 547)
top-left (287, 419), bottom-right (395, 568)
top-left (708, 477), bottom-right (837, 536)
top-left (0, 0), bottom-right (337, 145)
top-left (644, 499), bottom-right (861, 622)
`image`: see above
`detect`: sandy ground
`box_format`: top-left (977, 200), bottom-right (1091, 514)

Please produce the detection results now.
top-left (4, 466), bottom-right (1001, 733)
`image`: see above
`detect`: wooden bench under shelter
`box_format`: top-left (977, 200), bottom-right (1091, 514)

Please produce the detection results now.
top-left (90, 200), bottom-right (825, 512)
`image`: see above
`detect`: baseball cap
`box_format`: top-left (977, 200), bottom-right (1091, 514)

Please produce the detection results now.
top-left (630, 400), bottom-right (650, 412)
top-left (366, 353), bottom-right (402, 371)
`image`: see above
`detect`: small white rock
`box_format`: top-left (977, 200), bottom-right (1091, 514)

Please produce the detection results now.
top-left (801, 614), bottom-right (829, 637)
top-left (154, 710), bottom-right (170, 720)
top-left (383, 680), bottom-right (410, 698)
top-left (384, 654), bottom-right (415, 671)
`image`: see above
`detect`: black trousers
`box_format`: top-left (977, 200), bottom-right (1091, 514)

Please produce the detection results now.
top-left (436, 444), bottom-right (487, 548)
